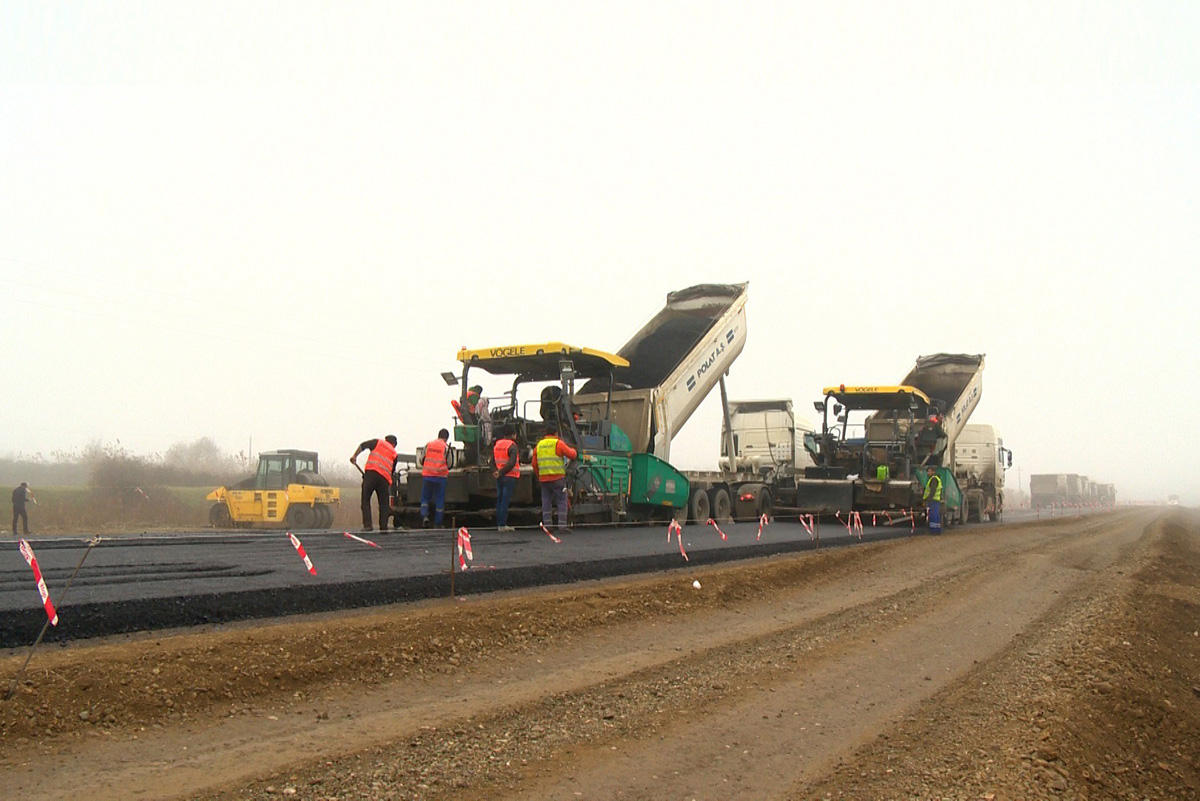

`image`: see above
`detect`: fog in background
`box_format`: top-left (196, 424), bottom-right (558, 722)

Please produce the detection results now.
top-left (2, 2), bottom-right (1196, 503)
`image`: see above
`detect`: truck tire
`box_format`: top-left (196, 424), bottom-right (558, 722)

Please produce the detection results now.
top-left (757, 490), bottom-right (773, 520)
top-left (688, 488), bottom-right (711, 524)
top-left (710, 488), bottom-right (733, 524)
top-left (209, 502), bottom-right (233, 528)
top-left (315, 504), bottom-right (333, 528)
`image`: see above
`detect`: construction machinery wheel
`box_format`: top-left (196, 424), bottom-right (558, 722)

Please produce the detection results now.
top-left (315, 504), bottom-right (333, 528)
top-left (757, 489), bottom-right (774, 520)
top-left (710, 488), bottom-right (733, 524)
top-left (209, 502), bottom-right (233, 528)
top-left (286, 503), bottom-right (316, 530)
top-left (688, 488), bottom-right (711, 524)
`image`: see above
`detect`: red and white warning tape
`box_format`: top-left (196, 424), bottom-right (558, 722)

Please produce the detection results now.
top-left (539, 523), bottom-right (562, 543)
top-left (756, 513), bottom-right (769, 541)
top-left (799, 513), bottom-right (817, 543)
top-left (851, 511), bottom-right (864, 539)
top-left (667, 519), bottom-right (689, 561)
top-left (456, 527), bottom-right (474, 570)
top-left (287, 532), bottom-right (317, 575)
top-left (18, 539), bottom-right (57, 626)
top-left (705, 517), bottom-right (728, 541)
top-left (343, 531), bottom-right (381, 548)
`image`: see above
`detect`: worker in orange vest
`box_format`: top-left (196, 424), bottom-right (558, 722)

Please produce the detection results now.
top-left (420, 428), bottom-right (451, 528)
top-left (350, 435), bottom-right (398, 531)
top-left (532, 426), bottom-right (577, 534)
top-left (492, 435), bottom-right (520, 532)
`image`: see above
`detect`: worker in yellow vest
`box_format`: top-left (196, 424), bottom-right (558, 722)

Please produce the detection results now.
top-left (923, 466), bottom-right (943, 534)
top-left (532, 427), bottom-right (577, 535)
top-left (492, 435), bottom-right (520, 532)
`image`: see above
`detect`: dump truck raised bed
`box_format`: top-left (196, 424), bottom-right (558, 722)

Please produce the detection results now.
top-left (574, 282), bottom-right (816, 524)
top-left (207, 450), bottom-right (340, 529)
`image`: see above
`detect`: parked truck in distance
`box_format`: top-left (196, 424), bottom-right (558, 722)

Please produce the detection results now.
top-left (953, 424), bottom-right (1012, 522)
top-left (1030, 473), bottom-right (1116, 509)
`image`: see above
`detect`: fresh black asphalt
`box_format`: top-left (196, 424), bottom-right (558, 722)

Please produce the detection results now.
top-left (0, 510), bottom-right (1049, 649)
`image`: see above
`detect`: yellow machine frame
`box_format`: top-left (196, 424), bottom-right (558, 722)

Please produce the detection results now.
top-left (206, 484), bottom-right (339, 528)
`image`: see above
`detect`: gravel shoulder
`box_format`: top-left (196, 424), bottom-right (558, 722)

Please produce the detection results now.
top-left (2, 509), bottom-right (1193, 801)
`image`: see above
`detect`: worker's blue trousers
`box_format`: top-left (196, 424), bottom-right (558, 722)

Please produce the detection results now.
top-left (420, 476), bottom-right (447, 526)
top-left (495, 475), bottom-right (516, 527)
top-left (927, 500), bottom-right (942, 533)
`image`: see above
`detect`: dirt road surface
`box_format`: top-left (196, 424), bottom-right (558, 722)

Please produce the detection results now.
top-left (2, 509), bottom-right (1197, 800)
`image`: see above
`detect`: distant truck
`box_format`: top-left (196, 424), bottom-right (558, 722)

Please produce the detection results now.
top-left (1168, 494), bottom-right (1180, 506)
top-left (953, 424), bottom-right (1012, 522)
top-left (1030, 473), bottom-right (1067, 508)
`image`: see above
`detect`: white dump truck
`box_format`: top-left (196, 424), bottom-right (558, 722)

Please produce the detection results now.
top-left (575, 283), bottom-right (819, 522)
top-left (952, 424), bottom-right (1012, 522)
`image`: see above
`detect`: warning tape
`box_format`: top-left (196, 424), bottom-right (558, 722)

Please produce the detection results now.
top-left (287, 532), bottom-right (317, 575)
top-left (343, 531), bottom-right (381, 548)
top-left (456, 527), bottom-right (474, 570)
top-left (539, 523), bottom-right (562, 543)
top-left (667, 519), bottom-right (689, 561)
top-left (706, 518), bottom-right (728, 541)
top-left (18, 539), bottom-right (57, 626)
top-left (799, 513), bottom-right (817, 543)
top-left (756, 513), bottom-right (769, 541)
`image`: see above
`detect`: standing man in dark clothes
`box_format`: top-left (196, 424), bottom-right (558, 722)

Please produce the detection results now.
top-left (11, 481), bottom-right (34, 535)
top-left (350, 435), bottom-right (399, 531)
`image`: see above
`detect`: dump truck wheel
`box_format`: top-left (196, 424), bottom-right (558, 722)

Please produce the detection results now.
top-left (757, 490), bottom-right (773, 519)
top-left (286, 504), bottom-right (315, 530)
top-left (710, 488), bottom-right (733, 524)
top-left (209, 502), bottom-right (232, 528)
top-left (688, 488), bottom-right (710, 524)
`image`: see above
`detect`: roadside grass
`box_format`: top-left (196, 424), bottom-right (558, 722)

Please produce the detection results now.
top-left (9, 485), bottom-right (361, 536)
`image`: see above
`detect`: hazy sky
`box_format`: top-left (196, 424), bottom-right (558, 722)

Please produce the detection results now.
top-left (2, 2), bottom-right (1197, 502)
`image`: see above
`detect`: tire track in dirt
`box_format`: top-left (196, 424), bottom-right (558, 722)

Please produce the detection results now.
top-left (798, 508), bottom-right (1200, 801)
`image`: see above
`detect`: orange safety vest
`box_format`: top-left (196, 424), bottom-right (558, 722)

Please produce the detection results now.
top-left (364, 439), bottom-right (397, 484)
top-left (493, 438), bottom-right (520, 478)
top-left (422, 438), bottom-right (450, 478)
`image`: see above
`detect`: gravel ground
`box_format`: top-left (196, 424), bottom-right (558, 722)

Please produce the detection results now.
top-left (1, 509), bottom-right (1195, 801)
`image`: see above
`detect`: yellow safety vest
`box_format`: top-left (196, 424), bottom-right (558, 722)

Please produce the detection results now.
top-left (536, 437), bottom-right (565, 479)
top-left (924, 474), bottom-right (943, 502)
